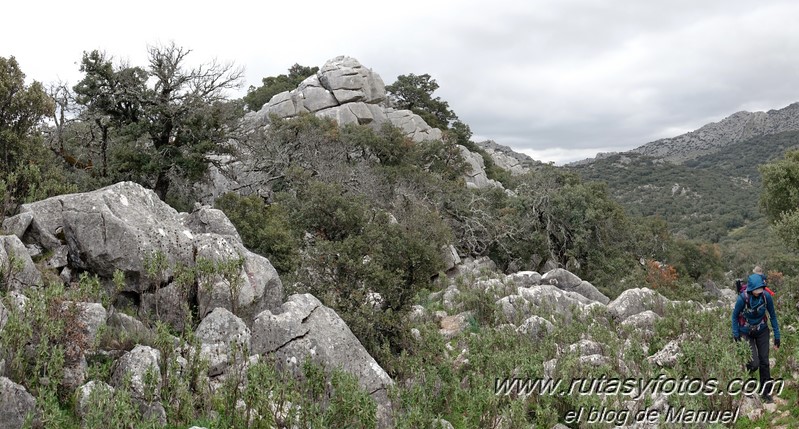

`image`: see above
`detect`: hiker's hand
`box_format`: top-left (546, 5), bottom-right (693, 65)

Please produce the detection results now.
top-left (775, 338), bottom-right (781, 349)
top-left (734, 336), bottom-right (741, 342)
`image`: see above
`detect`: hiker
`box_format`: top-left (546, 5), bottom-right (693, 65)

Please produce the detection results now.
top-left (732, 266), bottom-right (781, 403)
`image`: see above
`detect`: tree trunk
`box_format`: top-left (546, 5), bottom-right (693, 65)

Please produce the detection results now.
top-left (154, 171), bottom-right (170, 201)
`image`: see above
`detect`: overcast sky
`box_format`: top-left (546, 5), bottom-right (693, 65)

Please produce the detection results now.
top-left (4, 0), bottom-right (799, 164)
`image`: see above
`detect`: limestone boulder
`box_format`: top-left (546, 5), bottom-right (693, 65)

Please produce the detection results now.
top-left (440, 245), bottom-right (461, 272)
top-left (110, 345), bottom-right (162, 400)
top-left (458, 145), bottom-right (503, 190)
top-left (620, 310), bottom-right (661, 333)
top-left (194, 234), bottom-right (282, 324)
top-left (75, 380), bottom-right (114, 419)
top-left (0, 235), bottom-right (41, 289)
top-left (541, 269), bottom-right (610, 305)
top-left (179, 206), bottom-right (241, 241)
top-left (318, 56), bottom-right (386, 104)
top-left (608, 288), bottom-right (670, 322)
top-left (195, 307), bottom-right (251, 377)
top-left (541, 268), bottom-right (582, 289)
top-left (0, 377), bottom-right (38, 429)
top-left (251, 293), bottom-right (393, 427)
top-left (516, 315), bottom-right (555, 338)
top-left (3, 182), bottom-right (283, 329)
top-left (72, 302), bottom-right (107, 347)
top-left (498, 284), bottom-right (606, 325)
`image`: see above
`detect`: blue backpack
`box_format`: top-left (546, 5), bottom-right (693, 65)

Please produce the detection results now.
top-left (738, 292), bottom-right (768, 330)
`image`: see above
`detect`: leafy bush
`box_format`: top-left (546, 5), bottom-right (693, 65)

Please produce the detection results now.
top-left (214, 193), bottom-right (300, 274)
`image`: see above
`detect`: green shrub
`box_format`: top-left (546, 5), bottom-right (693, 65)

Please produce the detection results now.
top-left (215, 192), bottom-right (300, 274)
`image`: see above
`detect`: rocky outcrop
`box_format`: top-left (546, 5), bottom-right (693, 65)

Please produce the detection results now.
top-left (497, 284), bottom-right (606, 325)
top-left (541, 268), bottom-right (610, 305)
top-left (475, 140), bottom-right (542, 175)
top-left (251, 293), bottom-right (393, 427)
top-left (256, 56), bottom-right (442, 143)
top-left (459, 146), bottom-right (503, 189)
top-left (1, 181), bottom-right (283, 329)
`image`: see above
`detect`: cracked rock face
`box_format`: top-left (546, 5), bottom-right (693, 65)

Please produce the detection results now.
top-left (251, 293), bottom-right (393, 427)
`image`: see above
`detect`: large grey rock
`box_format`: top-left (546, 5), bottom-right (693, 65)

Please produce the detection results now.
top-left (194, 234), bottom-right (282, 324)
top-left (385, 108), bottom-right (443, 142)
top-left (620, 310), bottom-right (661, 332)
top-left (72, 302), bottom-right (107, 347)
top-left (180, 207), bottom-right (241, 241)
top-left (106, 311), bottom-right (154, 344)
top-left (506, 271), bottom-right (542, 288)
top-left (1, 212), bottom-right (33, 239)
top-left (0, 377), bottom-right (38, 429)
top-left (542, 268), bottom-right (582, 289)
top-left (252, 293), bottom-right (393, 427)
top-left (9, 182), bottom-right (192, 285)
top-left (475, 140), bottom-right (540, 176)
top-left (110, 345), bottom-right (162, 400)
top-left (62, 355), bottom-right (88, 393)
top-left (139, 283), bottom-right (190, 332)
top-left (440, 245), bottom-right (461, 272)
top-left (568, 339), bottom-right (604, 356)
top-left (75, 380), bottom-right (114, 419)
top-left (573, 281), bottom-right (610, 305)
top-left (6, 181), bottom-right (283, 327)
top-left (497, 285), bottom-right (605, 324)
top-left (608, 288), bottom-right (670, 322)
top-left (318, 56), bottom-right (386, 104)
top-left (0, 235), bottom-right (41, 289)
top-left (299, 77), bottom-right (338, 112)
top-left (196, 307), bottom-right (251, 377)
top-left (516, 315), bottom-right (555, 338)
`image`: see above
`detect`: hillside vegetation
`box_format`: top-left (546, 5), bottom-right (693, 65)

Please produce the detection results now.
top-left (569, 131), bottom-right (799, 243)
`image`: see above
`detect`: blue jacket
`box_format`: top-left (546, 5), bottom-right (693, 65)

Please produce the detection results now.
top-left (732, 291), bottom-right (779, 339)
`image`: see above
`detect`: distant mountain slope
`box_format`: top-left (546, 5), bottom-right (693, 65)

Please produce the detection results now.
top-left (568, 131), bottom-right (799, 241)
top-left (630, 102), bottom-right (799, 163)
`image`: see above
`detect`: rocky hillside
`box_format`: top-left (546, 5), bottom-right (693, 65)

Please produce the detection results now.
top-left (2, 181), bottom-right (785, 428)
top-left (630, 102), bottom-right (799, 163)
top-left (203, 56), bottom-right (503, 203)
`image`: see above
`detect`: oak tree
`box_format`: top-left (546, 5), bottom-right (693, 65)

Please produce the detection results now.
top-left (73, 43), bottom-right (244, 200)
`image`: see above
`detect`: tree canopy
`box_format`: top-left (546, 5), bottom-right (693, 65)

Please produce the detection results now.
top-left (0, 56), bottom-right (54, 170)
top-left (72, 43), bottom-right (244, 200)
top-left (760, 149), bottom-right (799, 250)
top-left (386, 73), bottom-right (457, 130)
